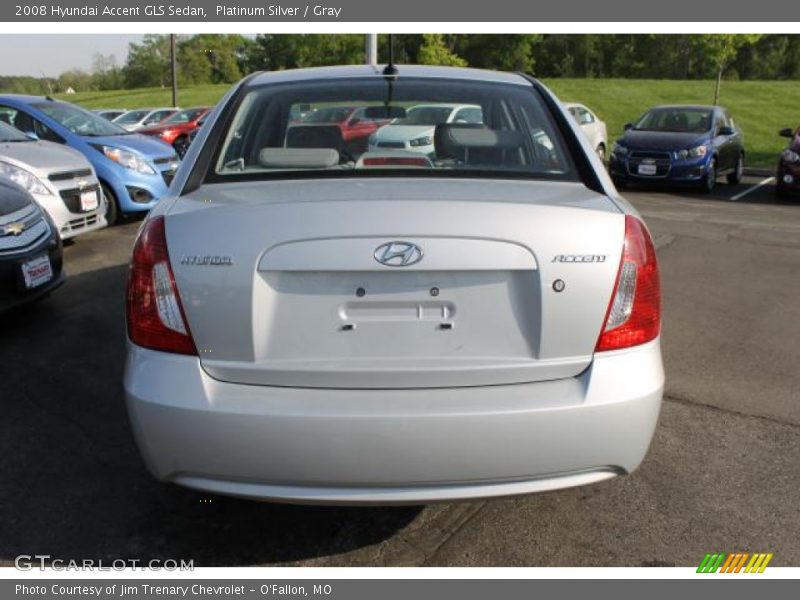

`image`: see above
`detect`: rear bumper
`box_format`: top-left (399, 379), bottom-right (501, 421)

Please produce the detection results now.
top-left (124, 339), bottom-right (664, 505)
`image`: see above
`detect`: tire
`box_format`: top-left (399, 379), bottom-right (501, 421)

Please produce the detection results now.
top-left (596, 144), bottom-right (606, 162)
top-left (173, 136), bottom-right (190, 158)
top-left (701, 158), bottom-right (717, 194)
top-left (727, 153), bottom-right (744, 185)
top-left (101, 182), bottom-right (119, 226)
top-left (612, 177), bottom-right (626, 190)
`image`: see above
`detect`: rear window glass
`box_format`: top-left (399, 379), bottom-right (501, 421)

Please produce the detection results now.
top-left (210, 77), bottom-right (576, 181)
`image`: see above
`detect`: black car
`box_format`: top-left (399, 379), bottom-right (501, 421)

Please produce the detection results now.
top-left (776, 126), bottom-right (800, 198)
top-left (0, 179), bottom-right (64, 311)
top-left (609, 105), bottom-right (745, 193)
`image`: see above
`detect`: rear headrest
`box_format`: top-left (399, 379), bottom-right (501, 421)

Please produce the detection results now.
top-left (435, 124), bottom-right (524, 162)
top-left (258, 148), bottom-right (339, 169)
top-left (285, 124), bottom-right (345, 150)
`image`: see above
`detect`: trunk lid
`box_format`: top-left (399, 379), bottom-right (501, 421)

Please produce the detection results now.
top-left (167, 178), bottom-right (623, 389)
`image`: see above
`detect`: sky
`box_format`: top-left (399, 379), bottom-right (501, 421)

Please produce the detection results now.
top-left (0, 34), bottom-right (144, 77)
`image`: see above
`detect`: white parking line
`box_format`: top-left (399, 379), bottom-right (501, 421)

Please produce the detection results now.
top-left (731, 177), bottom-right (775, 201)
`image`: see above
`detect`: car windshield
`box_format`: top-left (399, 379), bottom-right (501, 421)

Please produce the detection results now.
top-left (302, 107), bottom-right (354, 123)
top-left (0, 121), bottom-right (32, 142)
top-left (212, 77), bottom-right (576, 181)
top-left (34, 102), bottom-right (129, 137)
top-left (114, 110), bottom-right (149, 124)
top-left (633, 108), bottom-right (713, 133)
top-left (164, 108), bottom-right (206, 124)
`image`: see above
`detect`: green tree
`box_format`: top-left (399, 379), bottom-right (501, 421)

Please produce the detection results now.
top-left (91, 53), bottom-right (124, 90)
top-left (456, 35), bottom-right (541, 72)
top-left (417, 34), bottom-right (467, 67)
top-left (247, 34), bottom-right (363, 71)
top-left (123, 34), bottom-right (171, 88)
top-left (693, 34), bottom-right (763, 104)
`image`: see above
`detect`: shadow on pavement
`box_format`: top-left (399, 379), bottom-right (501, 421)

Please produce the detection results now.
top-left (0, 264), bottom-right (420, 566)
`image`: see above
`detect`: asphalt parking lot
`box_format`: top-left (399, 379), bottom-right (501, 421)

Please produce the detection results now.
top-left (1, 174), bottom-right (798, 567)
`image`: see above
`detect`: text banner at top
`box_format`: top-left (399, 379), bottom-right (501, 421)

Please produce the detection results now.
top-left (2, 0), bottom-right (795, 22)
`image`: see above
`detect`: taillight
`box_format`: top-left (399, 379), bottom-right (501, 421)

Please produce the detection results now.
top-left (595, 215), bottom-right (661, 352)
top-left (126, 216), bottom-right (196, 355)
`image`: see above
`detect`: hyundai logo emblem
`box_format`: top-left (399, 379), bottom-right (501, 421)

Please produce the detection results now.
top-left (373, 241), bottom-right (423, 267)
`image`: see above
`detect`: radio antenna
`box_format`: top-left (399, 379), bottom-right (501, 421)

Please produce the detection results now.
top-left (383, 34), bottom-right (398, 78)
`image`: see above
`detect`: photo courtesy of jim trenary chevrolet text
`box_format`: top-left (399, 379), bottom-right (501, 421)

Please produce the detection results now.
top-left (0, 0), bottom-right (798, 596)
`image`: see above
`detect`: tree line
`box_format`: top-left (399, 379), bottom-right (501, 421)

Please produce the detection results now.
top-left (2, 34), bottom-right (799, 95)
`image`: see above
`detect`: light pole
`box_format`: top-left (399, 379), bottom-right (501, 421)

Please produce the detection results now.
top-left (170, 33), bottom-right (178, 107)
top-left (365, 34), bottom-right (378, 65)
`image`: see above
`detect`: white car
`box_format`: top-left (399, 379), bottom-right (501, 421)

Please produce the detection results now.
top-left (124, 65), bottom-right (663, 505)
top-left (368, 103), bottom-right (483, 154)
top-left (112, 108), bottom-right (177, 132)
top-left (565, 102), bottom-right (608, 160)
top-left (0, 122), bottom-right (106, 239)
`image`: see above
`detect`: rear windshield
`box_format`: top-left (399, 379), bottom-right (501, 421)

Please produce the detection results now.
top-left (210, 77), bottom-right (576, 181)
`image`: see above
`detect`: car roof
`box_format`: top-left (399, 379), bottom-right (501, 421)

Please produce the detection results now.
top-left (651, 104), bottom-right (720, 111)
top-left (0, 94), bottom-right (52, 104)
top-left (247, 65), bottom-right (531, 88)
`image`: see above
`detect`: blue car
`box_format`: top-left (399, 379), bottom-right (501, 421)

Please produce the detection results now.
top-left (0, 96), bottom-right (180, 224)
top-left (609, 105), bottom-right (744, 193)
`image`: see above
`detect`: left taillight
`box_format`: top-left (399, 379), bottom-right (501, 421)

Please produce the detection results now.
top-left (126, 216), bottom-right (196, 355)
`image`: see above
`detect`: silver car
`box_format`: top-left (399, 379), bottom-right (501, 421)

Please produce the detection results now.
top-left (112, 107), bottom-right (177, 132)
top-left (0, 122), bottom-right (106, 239)
top-left (124, 66), bottom-right (663, 505)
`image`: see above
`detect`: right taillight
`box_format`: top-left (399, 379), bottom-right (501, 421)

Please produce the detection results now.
top-left (595, 215), bottom-right (661, 352)
top-left (126, 216), bottom-right (196, 355)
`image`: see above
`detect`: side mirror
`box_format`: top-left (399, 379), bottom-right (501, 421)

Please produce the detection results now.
top-left (779, 128), bottom-right (794, 138)
top-left (24, 131), bottom-right (39, 141)
top-left (623, 123), bottom-right (633, 131)
top-left (718, 126), bottom-right (735, 136)
top-left (349, 118), bottom-right (361, 126)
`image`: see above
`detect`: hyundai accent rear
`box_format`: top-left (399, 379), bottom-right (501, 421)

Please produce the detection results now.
top-left (123, 65), bottom-right (664, 505)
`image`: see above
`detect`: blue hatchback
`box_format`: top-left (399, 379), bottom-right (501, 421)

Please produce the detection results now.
top-left (609, 105), bottom-right (744, 193)
top-left (0, 95), bottom-right (180, 224)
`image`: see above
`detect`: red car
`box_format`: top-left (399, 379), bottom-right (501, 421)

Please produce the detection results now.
top-left (299, 106), bottom-right (387, 151)
top-left (138, 107), bottom-right (211, 157)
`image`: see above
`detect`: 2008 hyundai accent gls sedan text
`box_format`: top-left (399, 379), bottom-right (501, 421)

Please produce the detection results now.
top-left (123, 65), bottom-right (664, 505)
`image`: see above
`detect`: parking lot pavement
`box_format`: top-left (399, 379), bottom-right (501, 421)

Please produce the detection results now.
top-left (0, 178), bottom-right (798, 567)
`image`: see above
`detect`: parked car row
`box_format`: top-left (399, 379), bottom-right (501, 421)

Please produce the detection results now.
top-left (0, 96), bottom-right (192, 312)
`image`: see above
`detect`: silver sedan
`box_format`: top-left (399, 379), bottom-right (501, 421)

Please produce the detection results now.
top-left (123, 65), bottom-right (663, 505)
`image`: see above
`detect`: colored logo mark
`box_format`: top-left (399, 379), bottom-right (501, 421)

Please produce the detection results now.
top-left (697, 552), bottom-right (773, 573)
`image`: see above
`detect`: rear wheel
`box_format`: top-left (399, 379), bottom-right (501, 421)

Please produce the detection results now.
top-left (727, 153), bottom-right (744, 185)
top-left (101, 182), bottom-right (119, 226)
top-left (173, 136), bottom-right (190, 158)
top-left (701, 158), bottom-right (717, 194)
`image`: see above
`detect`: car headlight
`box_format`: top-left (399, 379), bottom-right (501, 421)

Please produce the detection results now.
top-left (678, 145), bottom-right (708, 160)
top-left (781, 149), bottom-right (800, 163)
top-left (409, 135), bottom-right (433, 147)
top-left (95, 145), bottom-right (156, 175)
top-left (159, 130), bottom-right (174, 139)
top-left (0, 161), bottom-right (51, 195)
top-left (612, 142), bottom-right (628, 156)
